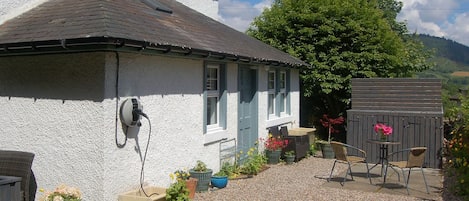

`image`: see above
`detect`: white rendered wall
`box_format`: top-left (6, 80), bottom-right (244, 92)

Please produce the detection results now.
top-left (0, 53), bottom-right (107, 200)
top-left (0, 51), bottom-right (300, 200)
top-left (257, 66), bottom-right (300, 137)
top-left (103, 53), bottom-right (241, 200)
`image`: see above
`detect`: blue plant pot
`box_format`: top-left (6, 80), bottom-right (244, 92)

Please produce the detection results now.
top-left (211, 176), bottom-right (228, 189)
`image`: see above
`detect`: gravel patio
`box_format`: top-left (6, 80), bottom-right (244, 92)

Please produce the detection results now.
top-left (193, 155), bottom-right (460, 201)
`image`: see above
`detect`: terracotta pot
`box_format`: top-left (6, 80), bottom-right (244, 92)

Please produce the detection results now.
top-left (185, 178), bottom-right (198, 199)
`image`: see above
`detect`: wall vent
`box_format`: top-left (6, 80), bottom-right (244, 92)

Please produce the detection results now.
top-left (141, 0), bottom-right (173, 14)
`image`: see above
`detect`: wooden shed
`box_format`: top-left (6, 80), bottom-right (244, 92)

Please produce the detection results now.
top-left (347, 78), bottom-right (444, 168)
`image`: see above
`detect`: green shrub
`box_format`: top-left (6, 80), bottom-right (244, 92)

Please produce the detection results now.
top-left (446, 94), bottom-right (469, 198)
top-left (165, 180), bottom-right (189, 201)
top-left (240, 146), bottom-right (266, 176)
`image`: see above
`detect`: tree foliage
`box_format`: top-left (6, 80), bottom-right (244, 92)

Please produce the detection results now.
top-left (446, 94), bottom-right (469, 198)
top-left (247, 0), bottom-right (433, 118)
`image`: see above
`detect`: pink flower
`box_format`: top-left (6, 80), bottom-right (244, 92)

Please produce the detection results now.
top-left (374, 123), bottom-right (393, 136)
top-left (382, 126), bottom-right (393, 135)
top-left (261, 135), bottom-right (289, 151)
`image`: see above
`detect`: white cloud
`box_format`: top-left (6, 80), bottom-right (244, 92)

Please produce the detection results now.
top-left (398, 0), bottom-right (469, 46)
top-left (218, 0), bottom-right (272, 32)
top-left (445, 13), bottom-right (469, 46)
top-left (218, 0), bottom-right (469, 46)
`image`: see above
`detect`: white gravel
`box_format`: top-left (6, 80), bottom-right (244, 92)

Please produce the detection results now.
top-left (193, 156), bottom-right (446, 201)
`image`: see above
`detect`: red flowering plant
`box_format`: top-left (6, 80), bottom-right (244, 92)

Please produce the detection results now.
top-left (374, 123), bottom-right (393, 141)
top-left (260, 133), bottom-right (289, 151)
top-left (320, 114), bottom-right (345, 143)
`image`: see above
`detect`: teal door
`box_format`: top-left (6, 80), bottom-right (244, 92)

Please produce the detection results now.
top-left (238, 66), bottom-right (258, 161)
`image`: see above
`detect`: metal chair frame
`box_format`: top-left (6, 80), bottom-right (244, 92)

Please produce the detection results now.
top-left (328, 141), bottom-right (372, 186)
top-left (384, 147), bottom-right (430, 194)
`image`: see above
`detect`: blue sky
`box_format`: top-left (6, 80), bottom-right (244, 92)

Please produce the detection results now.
top-left (218, 0), bottom-right (469, 47)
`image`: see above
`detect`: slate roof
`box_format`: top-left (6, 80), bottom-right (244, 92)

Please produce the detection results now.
top-left (0, 0), bottom-right (307, 67)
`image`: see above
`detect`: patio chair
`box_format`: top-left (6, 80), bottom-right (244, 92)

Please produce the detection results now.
top-left (0, 150), bottom-right (37, 201)
top-left (384, 147), bottom-right (429, 194)
top-left (328, 141), bottom-right (372, 186)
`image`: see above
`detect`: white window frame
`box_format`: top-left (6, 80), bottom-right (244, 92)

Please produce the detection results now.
top-left (279, 70), bottom-right (287, 115)
top-left (267, 68), bottom-right (290, 120)
top-left (268, 70), bottom-right (276, 118)
top-left (206, 64), bottom-right (220, 130)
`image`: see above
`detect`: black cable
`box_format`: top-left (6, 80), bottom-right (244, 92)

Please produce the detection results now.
top-left (139, 114), bottom-right (159, 197)
top-left (116, 126), bottom-right (128, 148)
top-left (114, 52), bottom-right (127, 148)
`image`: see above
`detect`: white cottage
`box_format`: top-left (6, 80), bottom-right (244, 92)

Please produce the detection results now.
top-left (0, 0), bottom-right (307, 200)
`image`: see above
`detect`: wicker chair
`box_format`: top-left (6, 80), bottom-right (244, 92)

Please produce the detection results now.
top-left (384, 147), bottom-right (429, 194)
top-left (0, 150), bottom-right (36, 201)
top-left (328, 141), bottom-right (372, 186)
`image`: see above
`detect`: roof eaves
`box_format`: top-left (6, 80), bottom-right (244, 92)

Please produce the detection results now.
top-left (0, 37), bottom-right (308, 68)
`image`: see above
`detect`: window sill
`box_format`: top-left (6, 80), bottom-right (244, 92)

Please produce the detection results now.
top-left (265, 115), bottom-right (294, 128)
top-left (204, 129), bottom-right (229, 146)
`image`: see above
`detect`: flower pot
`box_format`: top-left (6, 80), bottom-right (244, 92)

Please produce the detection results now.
top-left (379, 133), bottom-right (388, 142)
top-left (319, 143), bottom-right (335, 159)
top-left (185, 178), bottom-right (198, 199)
top-left (266, 149), bottom-right (281, 164)
top-left (285, 155), bottom-right (295, 164)
top-left (189, 169), bottom-right (213, 192)
top-left (210, 176), bottom-right (228, 189)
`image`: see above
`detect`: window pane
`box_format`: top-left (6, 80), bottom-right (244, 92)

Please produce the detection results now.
top-left (280, 71), bottom-right (286, 89)
top-left (268, 94), bottom-right (274, 114)
top-left (207, 97), bottom-right (218, 125)
top-left (206, 67), bottom-right (218, 90)
top-left (268, 71), bottom-right (275, 89)
top-left (280, 93), bottom-right (285, 113)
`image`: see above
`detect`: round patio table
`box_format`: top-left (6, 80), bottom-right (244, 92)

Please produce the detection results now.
top-left (366, 139), bottom-right (400, 176)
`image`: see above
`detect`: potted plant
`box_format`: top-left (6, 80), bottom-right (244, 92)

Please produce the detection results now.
top-left (171, 168), bottom-right (197, 199)
top-left (318, 114), bottom-right (345, 159)
top-left (39, 184), bottom-right (82, 201)
top-left (165, 179), bottom-right (189, 201)
top-left (189, 160), bottom-right (213, 192)
top-left (284, 150), bottom-right (295, 164)
top-left (261, 134), bottom-right (289, 164)
top-left (374, 123), bottom-right (393, 141)
top-left (211, 171), bottom-right (228, 189)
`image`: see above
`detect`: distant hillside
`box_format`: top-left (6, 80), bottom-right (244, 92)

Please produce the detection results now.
top-left (416, 34), bottom-right (469, 92)
top-left (418, 34), bottom-right (469, 66)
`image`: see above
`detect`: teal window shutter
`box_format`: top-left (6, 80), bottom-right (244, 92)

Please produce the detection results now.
top-left (219, 64), bottom-right (227, 129)
top-left (286, 70), bottom-right (291, 115)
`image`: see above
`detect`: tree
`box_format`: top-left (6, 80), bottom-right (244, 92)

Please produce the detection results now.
top-left (247, 0), bottom-right (433, 120)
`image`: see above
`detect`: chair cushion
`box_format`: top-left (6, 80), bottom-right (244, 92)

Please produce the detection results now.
top-left (389, 161), bottom-right (407, 168)
top-left (347, 156), bottom-right (365, 163)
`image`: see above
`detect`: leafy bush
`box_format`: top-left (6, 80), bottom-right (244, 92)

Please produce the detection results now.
top-left (446, 94), bottom-right (469, 198)
top-left (240, 146), bottom-right (266, 175)
top-left (284, 150), bottom-right (295, 157)
top-left (165, 180), bottom-right (189, 201)
top-left (214, 162), bottom-right (232, 177)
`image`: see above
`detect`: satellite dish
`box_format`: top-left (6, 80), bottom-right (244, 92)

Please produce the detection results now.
top-left (120, 98), bottom-right (143, 127)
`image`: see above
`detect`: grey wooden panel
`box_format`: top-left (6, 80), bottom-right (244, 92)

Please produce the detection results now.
top-left (347, 111), bottom-right (443, 168)
top-left (351, 78), bottom-right (443, 112)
